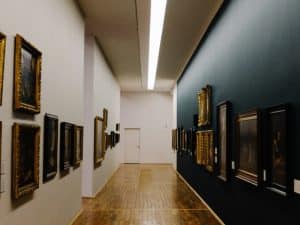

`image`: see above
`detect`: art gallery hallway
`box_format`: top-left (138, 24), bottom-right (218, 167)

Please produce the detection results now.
top-left (72, 164), bottom-right (222, 225)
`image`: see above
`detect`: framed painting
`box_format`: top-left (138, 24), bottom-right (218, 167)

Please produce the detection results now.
top-left (60, 122), bottom-right (73, 172)
top-left (235, 110), bottom-right (261, 186)
top-left (196, 130), bottom-right (214, 172)
top-left (14, 34), bottom-right (42, 114)
top-left (12, 123), bottom-right (40, 200)
top-left (111, 131), bottom-right (115, 148)
top-left (94, 116), bottom-right (104, 167)
top-left (103, 108), bottom-right (108, 129)
top-left (0, 32), bottom-right (6, 105)
top-left (198, 85), bottom-right (212, 127)
top-left (266, 104), bottom-right (291, 195)
top-left (116, 123), bottom-right (120, 131)
top-left (72, 125), bottom-right (83, 167)
top-left (43, 114), bottom-right (58, 182)
top-left (216, 101), bottom-right (231, 181)
top-left (116, 133), bottom-right (120, 144)
top-left (105, 132), bottom-right (110, 150)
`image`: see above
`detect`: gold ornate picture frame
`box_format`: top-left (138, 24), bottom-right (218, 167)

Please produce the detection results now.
top-left (94, 116), bottom-right (105, 168)
top-left (196, 130), bottom-right (214, 172)
top-left (12, 123), bottom-right (40, 200)
top-left (0, 32), bottom-right (6, 105)
top-left (14, 34), bottom-right (42, 114)
top-left (198, 85), bottom-right (212, 127)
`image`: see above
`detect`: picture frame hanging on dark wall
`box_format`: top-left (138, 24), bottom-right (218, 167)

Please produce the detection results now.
top-left (235, 110), bottom-right (261, 186)
top-left (196, 130), bottom-right (214, 172)
top-left (12, 123), bottom-right (40, 200)
top-left (43, 114), bottom-right (58, 182)
top-left (198, 85), bottom-right (212, 127)
top-left (60, 122), bottom-right (73, 172)
top-left (217, 101), bottom-right (231, 181)
top-left (0, 32), bottom-right (6, 105)
top-left (266, 104), bottom-right (291, 194)
top-left (14, 34), bottom-right (42, 114)
top-left (72, 125), bottom-right (83, 167)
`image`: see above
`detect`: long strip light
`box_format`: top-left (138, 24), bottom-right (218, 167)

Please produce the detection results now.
top-left (147, 0), bottom-right (167, 90)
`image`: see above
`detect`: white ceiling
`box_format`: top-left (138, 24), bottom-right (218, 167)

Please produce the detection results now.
top-left (76, 0), bottom-right (223, 91)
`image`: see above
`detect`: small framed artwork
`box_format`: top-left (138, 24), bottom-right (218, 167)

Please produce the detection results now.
top-left (12, 123), bottom-right (40, 200)
top-left (105, 132), bottom-right (110, 150)
top-left (266, 104), bottom-right (290, 195)
top-left (235, 110), bottom-right (261, 186)
top-left (111, 131), bottom-right (115, 148)
top-left (216, 101), bottom-right (231, 181)
top-left (116, 123), bottom-right (120, 131)
top-left (94, 116), bottom-right (104, 167)
top-left (43, 114), bottom-right (58, 182)
top-left (14, 34), bottom-right (42, 114)
top-left (198, 85), bottom-right (212, 127)
top-left (60, 122), bottom-right (73, 172)
top-left (196, 130), bottom-right (214, 172)
top-left (116, 133), bottom-right (120, 144)
top-left (72, 125), bottom-right (83, 167)
top-left (103, 108), bottom-right (108, 129)
top-left (0, 32), bottom-right (6, 105)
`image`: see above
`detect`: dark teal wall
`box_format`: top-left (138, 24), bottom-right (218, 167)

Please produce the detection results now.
top-left (177, 0), bottom-right (300, 224)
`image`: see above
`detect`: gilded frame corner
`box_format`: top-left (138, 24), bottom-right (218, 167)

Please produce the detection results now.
top-left (0, 32), bottom-right (6, 105)
top-left (12, 123), bottom-right (40, 200)
top-left (14, 34), bottom-right (42, 114)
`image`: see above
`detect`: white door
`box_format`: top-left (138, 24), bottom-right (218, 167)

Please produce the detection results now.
top-left (124, 128), bottom-right (140, 163)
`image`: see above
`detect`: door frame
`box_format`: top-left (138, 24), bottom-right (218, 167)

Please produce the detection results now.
top-left (124, 128), bottom-right (141, 164)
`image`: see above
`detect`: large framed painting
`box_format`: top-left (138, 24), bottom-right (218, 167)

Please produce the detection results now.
top-left (12, 123), bottom-right (40, 200)
top-left (217, 101), bottom-right (231, 181)
top-left (266, 104), bottom-right (290, 195)
top-left (0, 32), bottom-right (6, 105)
top-left (94, 116), bottom-right (104, 167)
top-left (196, 130), bottom-right (214, 172)
top-left (103, 108), bottom-right (108, 129)
top-left (14, 34), bottom-right (42, 114)
top-left (60, 122), bottom-right (73, 172)
top-left (72, 125), bottom-right (83, 167)
top-left (43, 114), bottom-right (58, 182)
top-left (235, 110), bottom-right (261, 186)
top-left (198, 85), bottom-right (212, 127)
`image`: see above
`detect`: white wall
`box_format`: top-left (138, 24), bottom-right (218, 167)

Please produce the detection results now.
top-left (120, 92), bottom-right (173, 164)
top-left (82, 35), bottom-right (121, 197)
top-left (0, 1), bottom-right (84, 225)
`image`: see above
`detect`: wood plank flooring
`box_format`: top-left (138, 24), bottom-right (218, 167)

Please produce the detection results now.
top-left (73, 164), bottom-right (222, 225)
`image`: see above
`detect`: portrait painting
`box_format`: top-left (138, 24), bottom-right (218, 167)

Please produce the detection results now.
top-left (0, 32), bottom-right (6, 105)
top-left (94, 116), bottom-right (104, 167)
top-left (43, 114), bottom-right (58, 182)
top-left (217, 101), bottom-right (231, 181)
top-left (236, 110), bottom-right (261, 186)
top-left (72, 125), bottom-right (83, 167)
top-left (198, 85), bottom-right (212, 127)
top-left (60, 122), bottom-right (73, 172)
top-left (14, 34), bottom-right (41, 114)
top-left (267, 104), bottom-right (289, 194)
top-left (12, 123), bottom-right (40, 200)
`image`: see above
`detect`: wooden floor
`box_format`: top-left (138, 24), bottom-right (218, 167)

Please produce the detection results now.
top-left (73, 164), bottom-right (222, 225)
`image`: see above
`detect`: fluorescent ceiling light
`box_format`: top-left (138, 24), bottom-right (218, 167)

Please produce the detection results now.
top-left (147, 0), bottom-right (167, 90)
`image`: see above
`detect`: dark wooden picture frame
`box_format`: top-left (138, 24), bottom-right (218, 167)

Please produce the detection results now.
top-left (266, 104), bottom-right (291, 195)
top-left (43, 114), bottom-right (58, 182)
top-left (94, 116), bottom-right (104, 168)
top-left (0, 32), bottom-right (6, 105)
top-left (72, 125), bottom-right (83, 167)
top-left (216, 101), bottom-right (231, 181)
top-left (12, 123), bottom-right (40, 200)
top-left (235, 110), bottom-right (262, 186)
top-left (60, 122), bottom-right (73, 172)
top-left (14, 34), bottom-right (42, 114)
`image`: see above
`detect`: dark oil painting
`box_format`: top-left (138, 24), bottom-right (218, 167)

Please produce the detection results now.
top-left (21, 48), bottom-right (36, 106)
top-left (43, 114), bottom-right (58, 182)
top-left (267, 105), bottom-right (288, 193)
top-left (60, 122), bottom-right (72, 172)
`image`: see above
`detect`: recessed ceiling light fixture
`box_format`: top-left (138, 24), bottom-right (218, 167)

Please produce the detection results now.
top-left (147, 0), bottom-right (167, 90)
